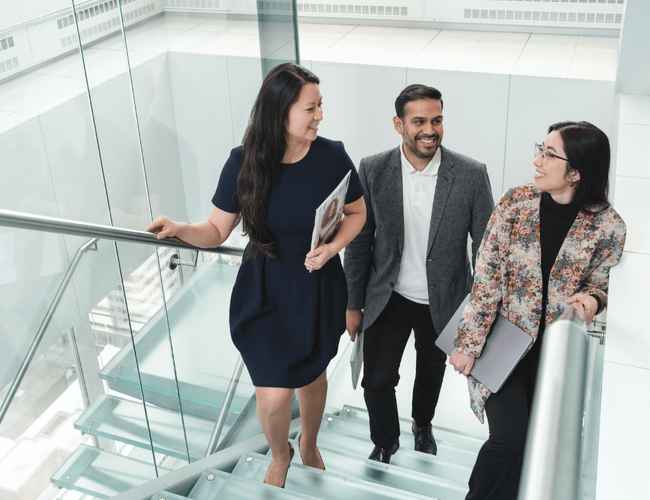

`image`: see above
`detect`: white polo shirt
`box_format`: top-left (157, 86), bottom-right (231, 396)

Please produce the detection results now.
top-left (393, 144), bottom-right (441, 305)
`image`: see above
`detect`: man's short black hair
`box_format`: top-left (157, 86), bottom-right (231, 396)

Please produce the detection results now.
top-left (395, 84), bottom-right (443, 118)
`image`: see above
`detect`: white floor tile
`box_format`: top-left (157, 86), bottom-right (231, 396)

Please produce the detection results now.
top-left (571, 48), bottom-right (617, 81)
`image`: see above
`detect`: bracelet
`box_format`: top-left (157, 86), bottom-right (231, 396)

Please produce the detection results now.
top-left (589, 293), bottom-right (603, 315)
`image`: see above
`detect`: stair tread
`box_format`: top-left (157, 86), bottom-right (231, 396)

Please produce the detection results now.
top-left (151, 492), bottom-right (189, 500)
top-left (323, 413), bottom-right (478, 468)
top-left (51, 444), bottom-right (172, 498)
top-left (233, 451), bottom-right (431, 500)
top-left (75, 394), bottom-right (215, 460)
top-left (339, 404), bottom-right (484, 452)
top-left (317, 427), bottom-right (472, 485)
top-left (190, 468), bottom-right (318, 500)
top-left (286, 437), bottom-right (467, 499)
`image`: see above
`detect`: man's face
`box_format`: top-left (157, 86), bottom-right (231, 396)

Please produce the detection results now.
top-left (393, 98), bottom-right (444, 160)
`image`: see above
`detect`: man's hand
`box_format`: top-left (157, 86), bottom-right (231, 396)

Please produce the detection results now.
top-left (449, 350), bottom-right (475, 376)
top-left (346, 309), bottom-right (363, 341)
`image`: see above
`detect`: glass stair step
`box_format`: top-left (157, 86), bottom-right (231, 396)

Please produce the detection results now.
top-left (233, 451), bottom-right (430, 500)
top-left (51, 444), bottom-right (172, 498)
top-left (99, 260), bottom-right (247, 420)
top-left (75, 394), bottom-right (214, 460)
top-left (323, 414), bottom-right (478, 468)
top-left (288, 437), bottom-right (467, 499)
top-left (150, 492), bottom-right (189, 500)
top-left (317, 427), bottom-right (472, 485)
top-left (189, 468), bottom-right (318, 500)
top-left (338, 404), bottom-right (484, 453)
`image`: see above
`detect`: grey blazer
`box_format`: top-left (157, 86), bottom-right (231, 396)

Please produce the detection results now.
top-left (344, 145), bottom-right (495, 333)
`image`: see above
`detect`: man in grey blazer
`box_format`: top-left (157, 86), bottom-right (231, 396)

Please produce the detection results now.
top-left (344, 84), bottom-right (494, 463)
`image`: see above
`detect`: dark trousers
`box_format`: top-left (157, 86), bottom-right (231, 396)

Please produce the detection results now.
top-left (465, 334), bottom-right (544, 500)
top-left (361, 292), bottom-right (447, 449)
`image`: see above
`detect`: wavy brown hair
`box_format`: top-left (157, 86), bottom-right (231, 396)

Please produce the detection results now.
top-left (237, 63), bottom-right (320, 257)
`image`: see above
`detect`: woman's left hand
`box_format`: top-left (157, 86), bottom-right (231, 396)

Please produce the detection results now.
top-left (567, 293), bottom-right (599, 323)
top-left (450, 350), bottom-right (476, 376)
top-left (305, 244), bottom-right (337, 272)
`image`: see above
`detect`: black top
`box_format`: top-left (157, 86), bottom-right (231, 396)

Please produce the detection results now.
top-left (212, 137), bottom-right (363, 388)
top-left (539, 192), bottom-right (580, 332)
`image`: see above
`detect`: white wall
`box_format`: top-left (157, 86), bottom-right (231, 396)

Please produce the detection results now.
top-left (616, 0), bottom-right (650, 95)
top-left (596, 94), bottom-right (650, 500)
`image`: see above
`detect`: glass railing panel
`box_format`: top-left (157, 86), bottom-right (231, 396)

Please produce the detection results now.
top-left (66, 0), bottom-right (197, 474)
top-left (0, 233), bottom-right (162, 499)
top-left (120, 4), bottom-right (276, 462)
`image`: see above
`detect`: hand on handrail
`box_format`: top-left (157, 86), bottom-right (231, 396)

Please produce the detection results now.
top-left (147, 216), bottom-right (181, 240)
top-left (566, 293), bottom-right (599, 325)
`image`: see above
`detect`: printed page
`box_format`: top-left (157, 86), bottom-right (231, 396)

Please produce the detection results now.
top-left (310, 171), bottom-right (351, 250)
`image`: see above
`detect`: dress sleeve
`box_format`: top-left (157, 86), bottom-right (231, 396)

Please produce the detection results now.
top-left (337, 141), bottom-right (363, 204)
top-left (211, 148), bottom-right (242, 214)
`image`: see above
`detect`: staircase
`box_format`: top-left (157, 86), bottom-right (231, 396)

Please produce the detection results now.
top-left (49, 257), bottom-right (252, 498)
top-left (55, 403), bottom-right (482, 499)
top-left (46, 254), bottom-right (484, 499)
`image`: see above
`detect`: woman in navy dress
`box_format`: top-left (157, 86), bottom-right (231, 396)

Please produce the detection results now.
top-left (148, 63), bottom-right (366, 487)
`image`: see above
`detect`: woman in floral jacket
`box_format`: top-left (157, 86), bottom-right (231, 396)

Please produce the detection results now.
top-left (450, 121), bottom-right (626, 500)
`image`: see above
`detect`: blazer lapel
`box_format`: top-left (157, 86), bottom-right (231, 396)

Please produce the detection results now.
top-left (386, 147), bottom-right (405, 255)
top-left (427, 147), bottom-right (455, 257)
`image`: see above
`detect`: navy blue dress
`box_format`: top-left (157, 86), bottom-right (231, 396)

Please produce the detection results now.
top-left (212, 137), bottom-right (363, 388)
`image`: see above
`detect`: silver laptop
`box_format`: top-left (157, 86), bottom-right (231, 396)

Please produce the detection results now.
top-left (436, 295), bottom-right (533, 393)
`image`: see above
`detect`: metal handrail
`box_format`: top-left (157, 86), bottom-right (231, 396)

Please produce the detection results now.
top-left (0, 208), bottom-right (244, 425)
top-left (518, 307), bottom-right (599, 500)
top-left (0, 238), bottom-right (98, 423)
top-left (206, 358), bottom-right (245, 456)
top-left (0, 209), bottom-right (243, 256)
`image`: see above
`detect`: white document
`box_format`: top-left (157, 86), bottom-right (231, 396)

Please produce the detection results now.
top-left (310, 171), bottom-right (351, 250)
top-left (350, 330), bottom-right (364, 389)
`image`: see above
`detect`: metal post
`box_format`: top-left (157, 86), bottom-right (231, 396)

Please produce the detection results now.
top-left (206, 359), bottom-right (244, 456)
top-left (0, 238), bottom-right (98, 424)
top-left (66, 326), bottom-right (99, 448)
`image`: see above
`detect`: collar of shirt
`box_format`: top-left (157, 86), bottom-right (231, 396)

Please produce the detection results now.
top-left (400, 143), bottom-right (441, 177)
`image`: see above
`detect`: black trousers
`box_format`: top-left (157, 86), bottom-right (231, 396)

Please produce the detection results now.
top-left (361, 292), bottom-right (447, 449)
top-left (465, 334), bottom-right (544, 500)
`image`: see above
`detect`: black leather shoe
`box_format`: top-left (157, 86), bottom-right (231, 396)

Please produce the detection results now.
top-left (412, 422), bottom-right (437, 455)
top-left (368, 440), bottom-right (399, 464)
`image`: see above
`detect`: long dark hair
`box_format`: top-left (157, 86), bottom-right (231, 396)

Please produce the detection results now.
top-left (237, 63), bottom-right (320, 256)
top-left (553, 122), bottom-right (610, 212)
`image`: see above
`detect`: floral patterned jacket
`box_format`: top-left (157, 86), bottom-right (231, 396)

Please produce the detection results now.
top-left (454, 184), bottom-right (626, 422)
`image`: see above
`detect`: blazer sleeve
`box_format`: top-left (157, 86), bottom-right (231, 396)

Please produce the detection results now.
top-left (344, 159), bottom-right (375, 310)
top-left (470, 164), bottom-right (495, 270)
top-left (577, 216), bottom-right (626, 310)
top-left (454, 196), bottom-right (507, 358)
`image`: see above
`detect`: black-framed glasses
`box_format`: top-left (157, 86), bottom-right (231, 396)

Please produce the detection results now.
top-left (534, 142), bottom-right (569, 162)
